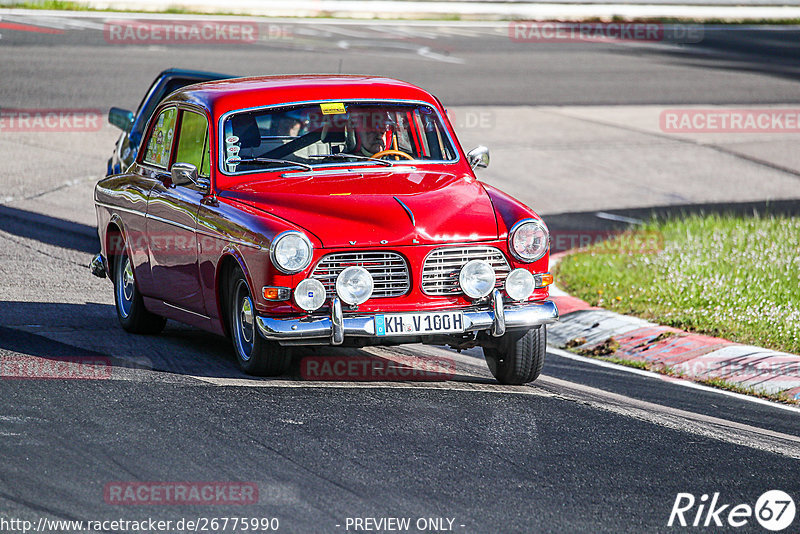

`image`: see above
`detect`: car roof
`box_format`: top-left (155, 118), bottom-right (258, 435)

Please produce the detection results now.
top-left (163, 75), bottom-right (440, 116)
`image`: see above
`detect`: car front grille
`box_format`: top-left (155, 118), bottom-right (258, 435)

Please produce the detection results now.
top-left (311, 251), bottom-right (410, 299)
top-left (422, 246), bottom-right (511, 296)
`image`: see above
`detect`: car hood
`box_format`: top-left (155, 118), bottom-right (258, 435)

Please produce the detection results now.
top-left (219, 168), bottom-right (499, 248)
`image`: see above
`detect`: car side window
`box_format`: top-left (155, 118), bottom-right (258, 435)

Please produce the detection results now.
top-left (143, 107), bottom-right (177, 168)
top-left (175, 110), bottom-right (210, 178)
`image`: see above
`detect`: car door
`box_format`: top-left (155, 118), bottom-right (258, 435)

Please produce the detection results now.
top-left (142, 106), bottom-right (208, 315)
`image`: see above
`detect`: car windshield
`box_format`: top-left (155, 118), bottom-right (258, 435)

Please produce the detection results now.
top-left (220, 101), bottom-right (457, 174)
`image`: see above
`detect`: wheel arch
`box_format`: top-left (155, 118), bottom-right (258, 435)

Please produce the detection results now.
top-left (215, 248), bottom-right (253, 339)
top-left (105, 216), bottom-right (126, 275)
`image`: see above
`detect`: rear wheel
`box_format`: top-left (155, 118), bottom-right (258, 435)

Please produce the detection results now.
top-left (228, 269), bottom-right (292, 376)
top-left (113, 247), bottom-right (166, 334)
top-left (483, 326), bottom-right (546, 385)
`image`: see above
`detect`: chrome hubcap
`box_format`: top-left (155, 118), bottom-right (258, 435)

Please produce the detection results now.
top-left (240, 296), bottom-right (254, 344)
top-left (233, 280), bottom-right (254, 362)
top-left (122, 261), bottom-right (134, 301)
top-left (116, 255), bottom-right (134, 319)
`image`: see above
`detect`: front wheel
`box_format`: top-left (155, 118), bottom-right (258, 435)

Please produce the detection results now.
top-left (483, 326), bottom-right (546, 385)
top-left (228, 270), bottom-right (292, 376)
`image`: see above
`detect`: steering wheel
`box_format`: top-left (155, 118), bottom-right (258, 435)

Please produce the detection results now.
top-left (371, 149), bottom-right (414, 160)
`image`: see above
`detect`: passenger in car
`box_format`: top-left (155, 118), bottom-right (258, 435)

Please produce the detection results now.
top-left (276, 116), bottom-right (303, 137)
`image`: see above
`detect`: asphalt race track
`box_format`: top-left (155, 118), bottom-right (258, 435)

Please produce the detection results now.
top-left (1, 13), bottom-right (800, 533)
top-left (2, 17), bottom-right (800, 108)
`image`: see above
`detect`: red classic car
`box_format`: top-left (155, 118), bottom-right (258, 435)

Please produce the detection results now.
top-left (91, 75), bottom-right (558, 384)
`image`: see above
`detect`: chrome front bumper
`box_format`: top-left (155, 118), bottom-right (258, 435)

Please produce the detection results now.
top-left (256, 290), bottom-right (559, 346)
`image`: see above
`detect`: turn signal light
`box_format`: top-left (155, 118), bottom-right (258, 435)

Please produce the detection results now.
top-left (535, 273), bottom-right (554, 288)
top-left (263, 286), bottom-right (291, 301)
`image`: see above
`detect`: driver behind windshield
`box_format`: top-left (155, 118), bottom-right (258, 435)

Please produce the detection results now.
top-left (347, 110), bottom-right (395, 157)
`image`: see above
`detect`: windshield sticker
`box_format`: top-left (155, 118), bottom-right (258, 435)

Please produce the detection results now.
top-left (320, 102), bottom-right (346, 115)
top-left (227, 145), bottom-right (240, 154)
top-left (226, 156), bottom-right (242, 165)
top-left (226, 135), bottom-right (239, 144)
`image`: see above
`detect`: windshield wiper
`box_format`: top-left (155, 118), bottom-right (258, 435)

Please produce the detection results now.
top-left (308, 153), bottom-right (394, 167)
top-left (231, 158), bottom-right (314, 171)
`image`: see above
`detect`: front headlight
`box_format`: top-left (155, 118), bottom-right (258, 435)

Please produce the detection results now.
top-left (508, 219), bottom-right (549, 262)
top-left (335, 266), bottom-right (374, 305)
top-left (270, 231), bottom-right (313, 274)
top-left (459, 260), bottom-right (496, 299)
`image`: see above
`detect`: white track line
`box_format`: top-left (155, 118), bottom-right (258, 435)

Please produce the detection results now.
top-left (192, 342), bottom-right (799, 413)
top-left (188, 345), bottom-right (800, 458)
top-left (188, 375), bottom-right (554, 396)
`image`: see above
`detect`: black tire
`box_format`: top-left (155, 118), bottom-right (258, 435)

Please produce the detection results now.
top-left (227, 268), bottom-right (292, 376)
top-left (113, 247), bottom-right (166, 334)
top-left (483, 326), bottom-right (546, 385)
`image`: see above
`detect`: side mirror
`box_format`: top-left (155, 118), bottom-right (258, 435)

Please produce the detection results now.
top-left (171, 162), bottom-right (199, 187)
top-left (109, 107), bottom-right (134, 133)
top-left (467, 146), bottom-right (490, 169)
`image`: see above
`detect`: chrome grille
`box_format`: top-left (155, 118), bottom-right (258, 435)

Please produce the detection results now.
top-left (422, 246), bottom-right (511, 296)
top-left (311, 251), bottom-right (410, 299)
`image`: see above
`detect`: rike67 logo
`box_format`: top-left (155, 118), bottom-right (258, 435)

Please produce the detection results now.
top-left (668, 490), bottom-right (796, 531)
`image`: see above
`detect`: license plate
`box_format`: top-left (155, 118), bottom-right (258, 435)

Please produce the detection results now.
top-left (374, 311), bottom-right (465, 336)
